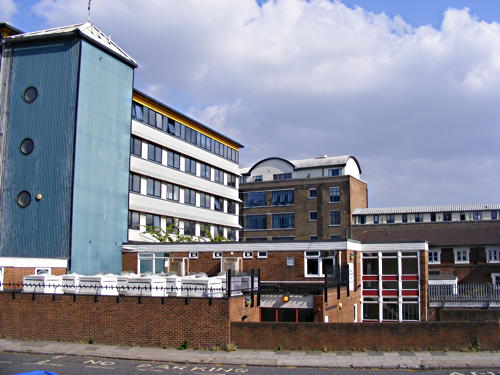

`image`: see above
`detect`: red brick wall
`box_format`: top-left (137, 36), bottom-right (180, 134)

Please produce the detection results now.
top-left (231, 321), bottom-right (500, 351)
top-left (2, 267), bottom-right (66, 290)
top-left (320, 287), bottom-right (362, 323)
top-left (0, 293), bottom-right (251, 349)
top-left (122, 253), bottom-right (138, 273)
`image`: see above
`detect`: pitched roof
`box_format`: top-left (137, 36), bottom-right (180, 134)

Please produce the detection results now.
top-left (5, 22), bottom-right (137, 67)
top-left (353, 204), bottom-right (500, 215)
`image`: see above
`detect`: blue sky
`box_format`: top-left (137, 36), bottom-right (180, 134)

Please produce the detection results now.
top-left (2, 0), bottom-right (499, 207)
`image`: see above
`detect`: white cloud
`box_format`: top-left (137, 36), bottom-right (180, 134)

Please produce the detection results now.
top-left (30, 0), bottom-right (500, 206)
top-left (0, 0), bottom-right (18, 21)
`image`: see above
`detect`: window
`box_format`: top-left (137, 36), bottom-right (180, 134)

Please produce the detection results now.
top-left (286, 257), bottom-right (295, 266)
top-left (273, 173), bottom-right (292, 181)
top-left (35, 268), bottom-right (51, 275)
top-left (272, 236), bottom-right (294, 241)
top-left (200, 163), bottom-right (211, 179)
top-left (213, 225), bottom-right (224, 237)
top-left (402, 214), bottom-right (408, 223)
top-left (185, 157), bottom-right (196, 175)
top-left (20, 138), bottom-right (35, 155)
top-left (200, 193), bottom-right (211, 209)
top-left (254, 175), bottom-right (263, 182)
top-left (309, 235), bottom-right (318, 241)
top-left (328, 168), bottom-right (341, 176)
top-left (243, 251), bottom-right (253, 259)
top-left (214, 197), bottom-right (224, 212)
top-left (356, 215), bottom-right (365, 224)
top-left (131, 137), bottom-right (142, 157)
top-left (245, 215), bottom-right (267, 230)
top-left (214, 168), bottom-right (224, 184)
top-left (473, 211), bottom-right (482, 220)
top-left (138, 253), bottom-right (169, 275)
top-left (387, 214), bottom-right (395, 223)
top-left (227, 228), bottom-right (236, 240)
top-left (429, 249), bottom-right (441, 264)
top-left (227, 174), bottom-right (237, 188)
top-left (189, 252), bottom-right (198, 259)
top-left (146, 214), bottom-right (161, 229)
top-left (415, 213), bottom-right (423, 223)
top-left (184, 188), bottom-right (196, 205)
top-left (492, 273), bottom-right (500, 290)
top-left (227, 201), bottom-right (237, 214)
top-left (492, 210), bottom-right (498, 220)
top-left (244, 192), bottom-right (266, 207)
top-left (328, 187), bottom-right (340, 203)
top-left (443, 212), bottom-right (452, 221)
top-left (330, 235), bottom-right (341, 240)
top-left (146, 178), bottom-right (161, 198)
top-left (23, 86), bottom-right (38, 103)
top-left (147, 143), bottom-right (162, 163)
top-left (460, 212), bottom-right (466, 221)
top-left (308, 188), bottom-right (317, 198)
top-left (271, 190), bottom-right (294, 206)
top-left (272, 213), bottom-right (294, 229)
top-left (328, 211), bottom-right (340, 226)
top-left (430, 213), bottom-right (436, 222)
top-left (309, 211), bottom-right (318, 221)
top-left (454, 248), bottom-right (470, 264)
top-left (257, 251), bottom-right (268, 259)
top-left (166, 183), bottom-right (179, 201)
top-left (128, 211), bottom-right (140, 230)
top-left (486, 249), bottom-right (500, 263)
top-left (183, 220), bottom-right (196, 236)
top-left (167, 151), bottom-right (180, 169)
top-left (305, 251), bottom-right (320, 276)
top-left (373, 215), bottom-right (379, 224)
top-left (241, 176), bottom-right (247, 183)
top-left (129, 173), bottom-right (141, 193)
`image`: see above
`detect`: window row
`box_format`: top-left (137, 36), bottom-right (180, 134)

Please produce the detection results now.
top-left (244, 190), bottom-right (294, 207)
top-left (356, 210), bottom-right (499, 224)
top-left (128, 211), bottom-right (237, 240)
top-left (244, 211), bottom-right (340, 229)
top-left (132, 102), bottom-right (239, 163)
top-left (131, 137), bottom-right (237, 187)
top-left (129, 173), bottom-right (238, 214)
top-left (428, 247), bottom-right (500, 265)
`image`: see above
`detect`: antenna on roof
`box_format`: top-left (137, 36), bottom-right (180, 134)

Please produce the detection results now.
top-left (87, 0), bottom-right (92, 22)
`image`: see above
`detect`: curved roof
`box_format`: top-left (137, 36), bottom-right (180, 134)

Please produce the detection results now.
top-left (241, 155), bottom-right (361, 175)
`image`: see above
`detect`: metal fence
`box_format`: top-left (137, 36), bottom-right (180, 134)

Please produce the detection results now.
top-left (429, 283), bottom-right (500, 302)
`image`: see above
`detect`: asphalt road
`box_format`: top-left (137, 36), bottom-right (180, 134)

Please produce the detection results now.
top-left (0, 352), bottom-right (498, 375)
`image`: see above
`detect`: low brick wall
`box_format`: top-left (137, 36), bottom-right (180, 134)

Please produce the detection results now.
top-left (0, 292), bottom-right (235, 349)
top-left (431, 308), bottom-right (500, 322)
top-left (231, 322), bottom-right (500, 351)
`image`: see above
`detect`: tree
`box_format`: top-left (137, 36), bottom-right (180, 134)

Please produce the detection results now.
top-left (143, 224), bottom-right (230, 243)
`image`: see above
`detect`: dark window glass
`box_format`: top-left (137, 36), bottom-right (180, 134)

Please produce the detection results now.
top-left (214, 168), bottom-right (224, 184)
top-left (474, 211), bottom-right (482, 220)
top-left (133, 102), bottom-right (143, 121)
top-left (401, 257), bottom-right (418, 274)
top-left (278, 309), bottom-right (296, 322)
top-left (430, 213), bottom-right (436, 222)
top-left (214, 225), bottom-right (224, 237)
top-left (148, 108), bottom-right (156, 126)
top-left (200, 163), bottom-right (211, 179)
top-left (271, 190), bottom-right (294, 205)
top-left (200, 193), bottom-right (211, 208)
top-left (166, 184), bottom-right (179, 201)
top-left (298, 309), bottom-right (315, 322)
top-left (443, 212), bottom-right (452, 221)
top-left (129, 174), bottom-right (141, 193)
top-left (329, 211), bottom-right (340, 225)
top-left (185, 157), bottom-right (196, 175)
top-left (308, 189), bottom-right (317, 198)
top-left (492, 210), bottom-right (498, 220)
top-left (227, 201), bottom-right (237, 214)
top-left (227, 174), bottom-right (237, 188)
top-left (20, 138), bottom-right (34, 155)
top-left (328, 187), bottom-right (340, 202)
top-left (245, 215), bottom-right (267, 230)
top-left (23, 87), bottom-right (38, 103)
top-left (402, 214), bottom-right (408, 223)
top-left (273, 173), bottom-right (292, 181)
top-left (363, 303), bottom-right (379, 320)
top-left (17, 191), bottom-right (31, 208)
top-left (261, 308), bottom-right (276, 322)
top-left (272, 236), bottom-right (294, 241)
top-left (357, 215), bottom-right (366, 224)
top-left (227, 228), bottom-right (236, 240)
top-left (147, 143), bottom-right (162, 163)
top-left (245, 192), bottom-right (266, 207)
top-left (402, 304), bottom-right (419, 321)
top-left (146, 178), bottom-right (161, 198)
top-left (328, 168), bottom-right (341, 176)
top-left (184, 188), bottom-right (196, 205)
top-left (309, 211), bottom-right (318, 221)
top-left (330, 235), bottom-right (341, 240)
top-left (146, 214), bottom-right (161, 229)
top-left (306, 258), bottom-right (319, 275)
top-left (128, 211), bottom-right (140, 230)
top-left (415, 213), bottom-right (423, 222)
top-left (200, 223), bottom-right (210, 237)
top-left (167, 151), bottom-right (180, 169)
top-left (254, 175), bottom-right (263, 182)
top-left (382, 258), bottom-right (398, 275)
top-left (459, 212), bottom-right (466, 221)
top-left (183, 220), bottom-right (196, 236)
top-left (166, 117), bottom-right (176, 135)
top-left (272, 213), bottom-right (294, 229)
top-left (374, 214), bottom-right (379, 224)
top-left (131, 137), bottom-right (142, 157)
top-left (214, 197), bottom-right (224, 212)
top-left (382, 303), bottom-right (398, 320)
top-left (363, 258), bottom-right (378, 275)
top-left (387, 214), bottom-right (395, 223)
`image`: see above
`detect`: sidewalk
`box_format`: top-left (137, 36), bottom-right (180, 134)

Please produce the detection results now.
top-left (0, 339), bottom-right (498, 369)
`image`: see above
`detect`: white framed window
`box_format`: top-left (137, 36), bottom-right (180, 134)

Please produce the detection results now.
top-left (286, 257), bottom-right (295, 266)
top-left (35, 268), bottom-right (51, 275)
top-left (328, 187), bottom-right (340, 203)
top-left (308, 188), bottom-right (317, 198)
top-left (189, 251), bottom-right (199, 259)
top-left (309, 211), bottom-right (318, 221)
top-left (492, 273), bottom-right (500, 290)
top-left (213, 251), bottom-right (222, 259)
top-left (243, 251), bottom-right (253, 259)
top-left (428, 249), bottom-right (441, 264)
top-left (486, 249), bottom-right (500, 263)
top-left (257, 251), bottom-right (268, 259)
top-left (454, 248), bottom-right (470, 264)
top-left (304, 251), bottom-right (336, 277)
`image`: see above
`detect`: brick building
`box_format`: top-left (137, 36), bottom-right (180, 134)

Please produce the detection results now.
top-left (239, 155), bottom-right (367, 241)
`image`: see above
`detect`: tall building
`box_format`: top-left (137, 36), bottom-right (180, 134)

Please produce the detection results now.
top-left (239, 155), bottom-right (367, 241)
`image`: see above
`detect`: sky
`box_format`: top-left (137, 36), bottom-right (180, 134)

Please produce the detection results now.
top-left (2, 0), bottom-right (499, 207)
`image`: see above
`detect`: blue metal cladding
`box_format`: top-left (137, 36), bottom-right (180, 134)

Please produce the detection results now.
top-left (70, 40), bottom-right (133, 274)
top-left (0, 39), bottom-right (80, 259)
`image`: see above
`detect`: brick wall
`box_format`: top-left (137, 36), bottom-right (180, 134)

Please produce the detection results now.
top-left (430, 308), bottom-right (500, 322)
top-left (122, 252), bottom-right (138, 273)
top-left (1, 267), bottom-right (66, 289)
top-left (231, 321), bottom-right (500, 351)
top-left (0, 293), bottom-right (253, 349)
top-left (319, 286), bottom-right (362, 323)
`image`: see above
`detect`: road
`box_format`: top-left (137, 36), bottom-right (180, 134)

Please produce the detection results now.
top-left (0, 352), bottom-right (498, 375)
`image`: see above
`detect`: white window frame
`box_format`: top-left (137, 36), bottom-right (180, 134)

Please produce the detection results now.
top-left (328, 186), bottom-right (340, 203)
top-left (243, 251), bottom-right (253, 259)
top-left (257, 251), bottom-right (268, 259)
top-left (304, 251), bottom-right (321, 277)
top-left (453, 248), bottom-right (470, 264)
top-left (308, 188), bottom-right (317, 198)
top-left (188, 251), bottom-right (199, 259)
top-left (213, 251), bottom-right (222, 259)
top-left (328, 210), bottom-right (340, 226)
top-left (35, 267), bottom-right (51, 275)
top-left (492, 273), bottom-right (500, 290)
top-left (308, 211), bottom-right (318, 222)
top-left (428, 249), bottom-right (441, 264)
top-left (286, 257), bottom-right (295, 266)
top-left (486, 248), bottom-right (500, 263)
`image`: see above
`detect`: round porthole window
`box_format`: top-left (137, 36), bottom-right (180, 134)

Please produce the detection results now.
top-left (20, 138), bottom-right (34, 155)
top-left (17, 191), bottom-right (31, 208)
top-left (23, 87), bottom-right (38, 103)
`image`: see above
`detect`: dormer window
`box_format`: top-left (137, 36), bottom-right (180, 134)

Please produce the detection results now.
top-left (254, 175), bottom-right (263, 182)
top-left (273, 173), bottom-right (292, 181)
top-left (328, 168), bottom-right (342, 177)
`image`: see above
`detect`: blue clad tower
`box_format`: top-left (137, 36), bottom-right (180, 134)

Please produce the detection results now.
top-left (0, 23), bottom-right (137, 274)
